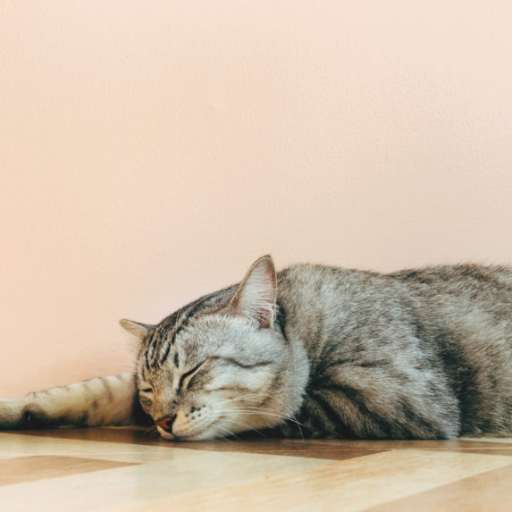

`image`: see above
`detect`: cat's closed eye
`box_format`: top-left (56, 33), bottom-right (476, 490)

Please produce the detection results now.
top-left (178, 361), bottom-right (208, 391)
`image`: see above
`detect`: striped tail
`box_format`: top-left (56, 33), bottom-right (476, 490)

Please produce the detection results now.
top-left (0, 374), bottom-right (151, 430)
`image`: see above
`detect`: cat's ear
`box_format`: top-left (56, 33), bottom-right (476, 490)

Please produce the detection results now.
top-left (119, 319), bottom-right (153, 339)
top-left (230, 255), bottom-right (277, 328)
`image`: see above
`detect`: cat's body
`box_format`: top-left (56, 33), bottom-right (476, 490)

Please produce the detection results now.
top-left (1, 257), bottom-right (511, 440)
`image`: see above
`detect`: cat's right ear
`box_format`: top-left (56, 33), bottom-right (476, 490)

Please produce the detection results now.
top-left (119, 319), bottom-right (153, 339)
top-left (229, 254), bottom-right (277, 328)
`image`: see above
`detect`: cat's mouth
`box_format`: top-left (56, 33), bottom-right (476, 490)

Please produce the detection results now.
top-left (156, 415), bottom-right (226, 442)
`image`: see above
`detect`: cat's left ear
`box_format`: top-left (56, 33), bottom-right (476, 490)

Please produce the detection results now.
top-left (119, 319), bottom-right (154, 339)
top-left (230, 255), bottom-right (277, 329)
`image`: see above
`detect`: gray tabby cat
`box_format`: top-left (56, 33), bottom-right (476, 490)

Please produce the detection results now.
top-left (1, 255), bottom-right (511, 441)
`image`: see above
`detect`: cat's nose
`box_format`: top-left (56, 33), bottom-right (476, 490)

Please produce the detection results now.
top-left (155, 415), bottom-right (176, 433)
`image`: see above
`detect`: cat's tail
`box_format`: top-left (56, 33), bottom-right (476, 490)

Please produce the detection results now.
top-left (0, 373), bottom-right (150, 430)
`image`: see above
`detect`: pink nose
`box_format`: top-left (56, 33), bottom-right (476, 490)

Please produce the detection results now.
top-left (156, 416), bottom-right (174, 433)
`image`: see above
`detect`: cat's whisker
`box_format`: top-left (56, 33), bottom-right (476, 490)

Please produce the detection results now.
top-left (214, 406), bottom-right (306, 432)
top-left (208, 414), bottom-right (267, 440)
top-left (214, 393), bottom-right (268, 408)
top-left (240, 392), bottom-right (305, 437)
top-left (220, 391), bottom-right (303, 428)
top-left (211, 424), bottom-right (236, 442)
top-left (219, 417), bottom-right (268, 439)
top-left (147, 428), bottom-right (162, 440)
top-left (217, 395), bottom-right (304, 432)
top-left (141, 424), bottom-right (161, 440)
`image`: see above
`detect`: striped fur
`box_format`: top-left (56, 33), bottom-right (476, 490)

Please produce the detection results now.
top-left (1, 256), bottom-right (512, 441)
top-left (0, 374), bottom-right (149, 429)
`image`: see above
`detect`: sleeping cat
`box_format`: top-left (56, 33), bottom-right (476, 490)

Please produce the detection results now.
top-left (1, 255), bottom-right (511, 441)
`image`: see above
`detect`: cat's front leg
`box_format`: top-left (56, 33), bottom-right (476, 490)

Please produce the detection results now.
top-left (0, 373), bottom-right (145, 429)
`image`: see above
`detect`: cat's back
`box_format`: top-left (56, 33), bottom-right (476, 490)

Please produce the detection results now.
top-left (277, 262), bottom-right (512, 317)
top-left (388, 263), bottom-right (512, 329)
top-left (276, 263), bottom-right (394, 316)
top-left (389, 263), bottom-right (512, 294)
top-left (276, 264), bottom-right (414, 359)
top-left (277, 262), bottom-right (512, 436)
top-left (275, 262), bottom-right (512, 373)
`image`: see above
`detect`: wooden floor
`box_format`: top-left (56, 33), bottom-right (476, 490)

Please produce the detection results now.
top-left (0, 428), bottom-right (511, 511)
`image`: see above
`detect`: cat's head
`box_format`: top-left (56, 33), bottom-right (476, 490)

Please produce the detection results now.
top-left (121, 255), bottom-right (303, 441)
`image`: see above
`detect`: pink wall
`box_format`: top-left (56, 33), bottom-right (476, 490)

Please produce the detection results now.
top-left (1, 1), bottom-right (511, 396)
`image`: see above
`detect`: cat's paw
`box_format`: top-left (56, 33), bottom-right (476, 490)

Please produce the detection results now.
top-left (0, 398), bottom-right (25, 429)
top-left (1, 398), bottom-right (62, 429)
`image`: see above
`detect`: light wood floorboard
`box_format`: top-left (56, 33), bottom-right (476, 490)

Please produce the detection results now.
top-left (0, 429), bottom-right (510, 511)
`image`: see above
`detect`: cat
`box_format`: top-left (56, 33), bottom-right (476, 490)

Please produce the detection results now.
top-left (1, 255), bottom-right (511, 441)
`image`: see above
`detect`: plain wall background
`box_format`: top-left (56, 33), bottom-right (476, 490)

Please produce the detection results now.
top-left (1, 1), bottom-right (511, 396)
